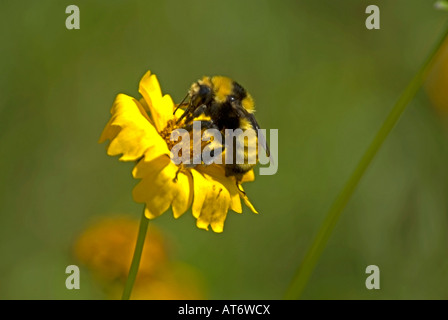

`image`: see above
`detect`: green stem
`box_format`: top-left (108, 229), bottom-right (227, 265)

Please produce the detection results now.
top-left (122, 207), bottom-right (149, 300)
top-left (284, 25), bottom-right (448, 300)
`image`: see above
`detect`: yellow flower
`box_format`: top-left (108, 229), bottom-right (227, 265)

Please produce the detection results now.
top-left (99, 71), bottom-right (257, 233)
top-left (74, 216), bottom-right (205, 300)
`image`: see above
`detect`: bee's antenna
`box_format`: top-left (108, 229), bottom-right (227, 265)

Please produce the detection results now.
top-left (173, 92), bottom-right (189, 115)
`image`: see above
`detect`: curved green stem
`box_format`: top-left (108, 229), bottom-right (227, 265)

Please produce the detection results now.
top-left (122, 207), bottom-right (149, 300)
top-left (284, 25), bottom-right (448, 300)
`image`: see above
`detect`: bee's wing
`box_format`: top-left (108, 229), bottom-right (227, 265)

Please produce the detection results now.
top-left (246, 113), bottom-right (271, 158)
top-left (234, 101), bottom-right (271, 159)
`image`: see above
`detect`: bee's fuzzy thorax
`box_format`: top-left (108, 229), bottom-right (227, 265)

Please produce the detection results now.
top-left (210, 76), bottom-right (233, 103)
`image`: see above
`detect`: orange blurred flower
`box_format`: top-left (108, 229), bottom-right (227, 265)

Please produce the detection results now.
top-left (74, 215), bottom-right (205, 299)
top-left (426, 37), bottom-right (448, 117)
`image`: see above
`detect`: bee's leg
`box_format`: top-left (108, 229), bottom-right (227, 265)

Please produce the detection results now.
top-left (182, 120), bottom-right (224, 166)
top-left (192, 104), bottom-right (207, 118)
top-left (236, 181), bottom-right (244, 192)
top-left (182, 120), bottom-right (219, 132)
top-left (236, 182), bottom-right (246, 195)
top-left (177, 105), bottom-right (194, 124)
top-left (172, 165), bottom-right (182, 182)
top-left (183, 104), bottom-right (208, 124)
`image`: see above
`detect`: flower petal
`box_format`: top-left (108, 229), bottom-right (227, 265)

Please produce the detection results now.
top-left (191, 169), bottom-right (231, 233)
top-left (99, 94), bottom-right (168, 161)
top-left (197, 165), bottom-right (257, 214)
top-left (99, 117), bottom-right (120, 144)
top-left (139, 71), bottom-right (176, 132)
top-left (132, 155), bottom-right (193, 219)
top-left (241, 169), bottom-right (255, 183)
top-left (196, 165), bottom-right (242, 214)
top-left (237, 184), bottom-right (258, 214)
top-left (138, 97), bottom-right (152, 120)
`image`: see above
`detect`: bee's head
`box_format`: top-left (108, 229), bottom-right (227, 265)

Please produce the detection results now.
top-left (189, 78), bottom-right (214, 109)
top-left (175, 77), bottom-right (215, 123)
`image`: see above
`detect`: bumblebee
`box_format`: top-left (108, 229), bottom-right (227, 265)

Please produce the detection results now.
top-left (174, 76), bottom-right (270, 181)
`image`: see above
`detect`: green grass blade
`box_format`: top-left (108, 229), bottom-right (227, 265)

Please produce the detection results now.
top-left (284, 25), bottom-right (448, 300)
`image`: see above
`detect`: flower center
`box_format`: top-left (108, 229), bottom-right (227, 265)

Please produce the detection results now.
top-left (159, 119), bottom-right (182, 151)
top-left (160, 118), bottom-right (212, 168)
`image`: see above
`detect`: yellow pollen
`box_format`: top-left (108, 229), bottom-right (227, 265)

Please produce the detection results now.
top-left (159, 119), bottom-right (182, 150)
top-left (160, 118), bottom-right (215, 167)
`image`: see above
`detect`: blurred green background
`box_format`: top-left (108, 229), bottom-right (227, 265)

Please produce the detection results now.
top-left (1, 0), bottom-right (448, 299)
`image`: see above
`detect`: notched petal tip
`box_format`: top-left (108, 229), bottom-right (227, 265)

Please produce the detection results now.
top-left (196, 165), bottom-right (243, 214)
top-left (196, 220), bottom-right (209, 231)
top-left (98, 120), bottom-right (120, 144)
top-left (191, 170), bottom-right (231, 233)
top-left (133, 157), bottom-right (193, 221)
top-left (210, 221), bottom-right (224, 233)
